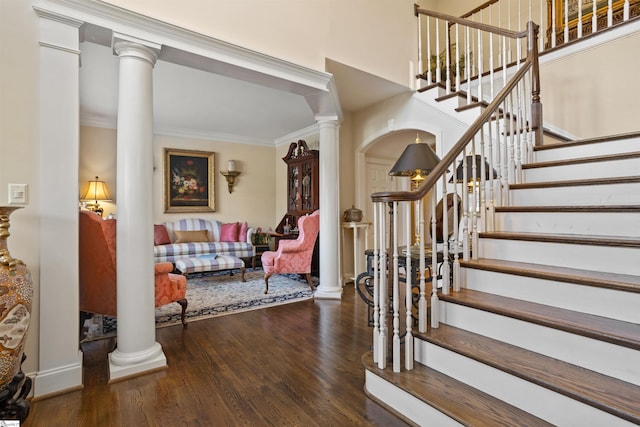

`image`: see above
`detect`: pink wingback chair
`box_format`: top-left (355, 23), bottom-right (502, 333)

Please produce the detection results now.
top-left (79, 210), bottom-right (189, 325)
top-left (261, 210), bottom-right (319, 294)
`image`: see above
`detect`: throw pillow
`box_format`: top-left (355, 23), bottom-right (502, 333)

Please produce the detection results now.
top-left (174, 230), bottom-right (210, 243)
top-left (238, 222), bottom-right (248, 242)
top-left (154, 225), bottom-right (171, 245)
top-left (220, 222), bottom-right (240, 242)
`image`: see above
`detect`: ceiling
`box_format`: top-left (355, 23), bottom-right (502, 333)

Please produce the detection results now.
top-left (79, 26), bottom-right (411, 146)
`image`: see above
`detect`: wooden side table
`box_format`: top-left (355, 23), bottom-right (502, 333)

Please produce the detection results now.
top-left (341, 222), bottom-right (370, 284)
top-left (252, 244), bottom-right (271, 268)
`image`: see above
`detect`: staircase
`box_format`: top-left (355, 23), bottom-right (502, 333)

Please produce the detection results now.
top-left (363, 131), bottom-right (640, 426)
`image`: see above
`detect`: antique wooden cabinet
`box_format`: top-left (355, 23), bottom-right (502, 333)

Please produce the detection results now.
top-left (275, 140), bottom-right (320, 275)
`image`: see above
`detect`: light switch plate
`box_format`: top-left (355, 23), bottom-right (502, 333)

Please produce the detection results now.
top-left (8, 184), bottom-right (28, 205)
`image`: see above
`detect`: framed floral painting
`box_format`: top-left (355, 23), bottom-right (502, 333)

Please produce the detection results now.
top-left (164, 148), bottom-right (215, 213)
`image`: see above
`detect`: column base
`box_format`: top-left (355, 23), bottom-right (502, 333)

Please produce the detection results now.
top-left (108, 342), bottom-right (167, 382)
top-left (314, 285), bottom-right (343, 300)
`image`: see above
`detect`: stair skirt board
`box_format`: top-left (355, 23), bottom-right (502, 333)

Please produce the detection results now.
top-left (494, 211), bottom-right (640, 237)
top-left (364, 370), bottom-right (463, 427)
top-left (509, 182), bottom-right (640, 206)
top-left (534, 137), bottom-right (640, 162)
top-left (523, 158), bottom-right (640, 182)
top-left (477, 239), bottom-right (640, 276)
top-left (438, 301), bottom-right (640, 386)
top-left (414, 341), bottom-right (637, 427)
top-left (463, 268), bottom-right (640, 323)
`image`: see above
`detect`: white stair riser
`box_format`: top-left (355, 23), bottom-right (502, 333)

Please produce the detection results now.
top-left (364, 370), bottom-right (463, 427)
top-left (494, 211), bottom-right (640, 237)
top-left (477, 238), bottom-right (640, 276)
top-left (463, 268), bottom-right (640, 323)
top-left (535, 137), bottom-right (640, 162)
top-left (437, 301), bottom-right (640, 386)
top-left (524, 158), bottom-right (640, 182)
top-left (509, 182), bottom-right (640, 206)
top-left (414, 341), bottom-right (637, 427)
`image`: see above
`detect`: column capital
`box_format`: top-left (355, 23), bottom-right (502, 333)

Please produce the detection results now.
top-left (112, 33), bottom-right (160, 66)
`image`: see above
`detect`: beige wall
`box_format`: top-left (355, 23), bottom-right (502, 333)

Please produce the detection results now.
top-left (541, 30), bottom-right (640, 138)
top-left (80, 126), bottom-right (278, 230)
top-left (102, 0), bottom-right (418, 88)
top-left (0, 0), bottom-right (41, 374)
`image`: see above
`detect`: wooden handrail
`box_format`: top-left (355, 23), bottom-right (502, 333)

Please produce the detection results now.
top-left (372, 20), bottom-right (540, 204)
top-left (414, 4), bottom-right (527, 39)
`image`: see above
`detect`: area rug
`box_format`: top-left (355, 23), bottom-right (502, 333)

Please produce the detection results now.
top-left (82, 269), bottom-right (316, 342)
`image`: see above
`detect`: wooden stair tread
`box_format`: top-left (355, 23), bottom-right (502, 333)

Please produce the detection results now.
top-left (438, 289), bottom-right (640, 350)
top-left (479, 230), bottom-right (640, 248)
top-left (461, 258), bottom-right (640, 294)
top-left (523, 151), bottom-right (640, 169)
top-left (415, 324), bottom-right (640, 424)
top-left (509, 175), bottom-right (640, 189)
top-left (362, 352), bottom-right (554, 427)
top-left (534, 131), bottom-right (640, 151)
top-left (495, 205), bottom-right (640, 213)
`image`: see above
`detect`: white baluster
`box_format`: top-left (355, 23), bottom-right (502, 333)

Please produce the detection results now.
top-left (501, 99), bottom-right (510, 205)
top-left (418, 195), bottom-right (427, 333)
top-left (377, 203), bottom-right (387, 369)
top-left (452, 161), bottom-right (461, 291)
top-left (436, 18), bottom-right (441, 86)
top-left (392, 202), bottom-right (400, 372)
top-left (372, 202), bottom-right (379, 364)
top-left (593, 0), bottom-right (598, 34)
top-left (578, 0), bottom-right (583, 39)
top-left (477, 27), bottom-right (483, 103)
top-left (430, 190), bottom-right (439, 328)
top-left (405, 201), bottom-right (413, 370)
top-left (427, 17), bottom-right (432, 84)
top-left (564, 0), bottom-right (569, 43)
top-left (462, 153), bottom-right (470, 262)
top-left (608, 0), bottom-right (613, 27)
top-left (455, 24), bottom-right (460, 92)
top-left (466, 26), bottom-right (472, 104)
top-left (471, 141), bottom-right (479, 260)
top-left (417, 13), bottom-right (423, 89)
top-left (441, 177), bottom-right (450, 295)
top-left (486, 115), bottom-right (496, 232)
top-left (446, 20), bottom-right (451, 93)
top-left (625, 0), bottom-right (630, 20)
top-left (552, 0), bottom-right (557, 48)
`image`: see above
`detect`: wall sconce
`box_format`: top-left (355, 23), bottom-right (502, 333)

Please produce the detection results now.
top-left (220, 160), bottom-right (241, 193)
top-left (81, 176), bottom-right (111, 217)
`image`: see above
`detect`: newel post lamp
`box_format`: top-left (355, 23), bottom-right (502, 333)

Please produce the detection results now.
top-left (81, 176), bottom-right (111, 217)
top-left (388, 134), bottom-right (441, 245)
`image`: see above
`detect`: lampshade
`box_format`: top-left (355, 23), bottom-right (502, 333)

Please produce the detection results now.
top-left (81, 176), bottom-right (111, 202)
top-left (389, 135), bottom-right (441, 177)
top-left (453, 155), bottom-right (497, 182)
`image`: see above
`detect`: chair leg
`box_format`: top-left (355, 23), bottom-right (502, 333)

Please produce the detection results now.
top-left (305, 273), bottom-right (315, 291)
top-left (264, 273), bottom-right (273, 294)
top-left (240, 267), bottom-right (246, 282)
top-left (177, 298), bottom-right (188, 327)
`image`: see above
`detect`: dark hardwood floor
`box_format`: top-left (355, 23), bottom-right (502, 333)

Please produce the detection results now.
top-left (24, 287), bottom-right (408, 426)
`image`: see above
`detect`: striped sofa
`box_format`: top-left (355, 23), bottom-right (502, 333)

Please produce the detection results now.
top-left (154, 218), bottom-right (255, 263)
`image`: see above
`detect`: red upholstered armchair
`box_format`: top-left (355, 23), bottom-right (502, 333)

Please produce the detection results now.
top-left (261, 210), bottom-right (319, 294)
top-left (79, 210), bottom-right (188, 325)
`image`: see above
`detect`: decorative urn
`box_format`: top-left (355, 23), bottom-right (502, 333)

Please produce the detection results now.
top-left (0, 206), bottom-right (33, 411)
top-left (343, 205), bottom-right (363, 223)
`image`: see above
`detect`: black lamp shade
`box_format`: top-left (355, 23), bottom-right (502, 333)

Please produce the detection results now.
top-left (389, 142), bottom-right (441, 177)
top-left (453, 155), bottom-right (497, 182)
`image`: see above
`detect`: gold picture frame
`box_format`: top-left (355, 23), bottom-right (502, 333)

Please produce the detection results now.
top-left (550, 0), bottom-right (636, 44)
top-left (164, 148), bottom-right (215, 213)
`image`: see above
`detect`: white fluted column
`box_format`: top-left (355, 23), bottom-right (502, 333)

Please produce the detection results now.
top-left (315, 118), bottom-right (343, 299)
top-left (109, 38), bottom-right (165, 380)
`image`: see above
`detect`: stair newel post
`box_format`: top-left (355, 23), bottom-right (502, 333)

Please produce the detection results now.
top-left (391, 202), bottom-right (401, 372)
top-left (418, 195), bottom-right (428, 333)
top-left (528, 20), bottom-right (543, 147)
top-left (377, 202), bottom-right (388, 369)
top-left (372, 202), bottom-right (380, 364)
top-left (430, 189), bottom-right (440, 329)
top-left (441, 176), bottom-right (450, 295)
top-left (404, 200), bottom-right (414, 371)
